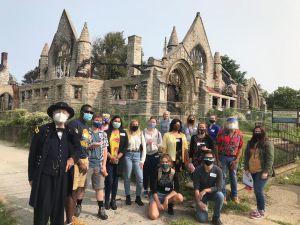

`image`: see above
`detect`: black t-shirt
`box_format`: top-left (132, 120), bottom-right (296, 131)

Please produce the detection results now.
top-left (175, 138), bottom-right (182, 161)
top-left (193, 165), bottom-right (223, 193)
top-left (152, 168), bottom-right (180, 194)
top-left (189, 134), bottom-right (214, 167)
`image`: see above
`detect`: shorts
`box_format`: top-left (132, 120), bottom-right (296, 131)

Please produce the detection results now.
top-left (149, 192), bottom-right (167, 204)
top-left (73, 157), bottom-right (89, 190)
top-left (85, 166), bottom-right (105, 190)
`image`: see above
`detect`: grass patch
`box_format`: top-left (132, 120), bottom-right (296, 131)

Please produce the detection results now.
top-left (276, 170), bottom-right (300, 186)
top-left (268, 219), bottom-right (293, 225)
top-left (223, 199), bottom-right (252, 213)
top-left (0, 202), bottom-right (17, 225)
top-left (170, 218), bottom-right (196, 225)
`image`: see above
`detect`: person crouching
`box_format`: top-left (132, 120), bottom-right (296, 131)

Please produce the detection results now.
top-left (148, 154), bottom-right (183, 220)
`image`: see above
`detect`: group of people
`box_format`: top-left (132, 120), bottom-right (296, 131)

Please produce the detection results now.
top-left (28, 102), bottom-right (274, 225)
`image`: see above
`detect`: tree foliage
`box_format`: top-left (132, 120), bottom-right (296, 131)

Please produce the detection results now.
top-left (22, 66), bottom-right (39, 84)
top-left (92, 32), bottom-right (127, 80)
top-left (267, 86), bottom-right (300, 109)
top-left (221, 55), bottom-right (247, 85)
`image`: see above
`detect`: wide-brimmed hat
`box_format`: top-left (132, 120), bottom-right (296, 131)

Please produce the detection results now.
top-left (47, 102), bottom-right (75, 119)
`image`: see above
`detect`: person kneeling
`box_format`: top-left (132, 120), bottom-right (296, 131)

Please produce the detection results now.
top-left (148, 154), bottom-right (183, 220)
top-left (193, 150), bottom-right (224, 225)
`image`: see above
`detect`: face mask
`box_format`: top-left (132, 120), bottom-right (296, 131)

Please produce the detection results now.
top-left (173, 124), bottom-right (180, 131)
top-left (188, 119), bottom-right (195, 123)
top-left (162, 163), bottom-right (170, 170)
top-left (83, 113), bottom-right (93, 122)
top-left (204, 160), bottom-right (213, 166)
top-left (148, 122), bottom-right (156, 128)
top-left (103, 118), bottom-right (110, 124)
top-left (93, 121), bottom-right (102, 128)
top-left (209, 120), bottom-right (215, 124)
top-left (198, 129), bottom-right (206, 135)
top-left (112, 121), bottom-right (121, 129)
top-left (53, 112), bottom-right (68, 124)
top-left (130, 125), bottom-right (139, 132)
top-left (254, 133), bottom-right (262, 139)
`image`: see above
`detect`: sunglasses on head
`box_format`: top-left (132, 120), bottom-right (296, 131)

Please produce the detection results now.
top-left (203, 157), bottom-right (215, 162)
top-left (84, 110), bottom-right (94, 114)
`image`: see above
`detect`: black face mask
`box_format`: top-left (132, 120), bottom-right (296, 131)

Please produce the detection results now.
top-left (130, 126), bottom-right (139, 131)
top-left (209, 120), bottom-right (216, 124)
top-left (173, 124), bottom-right (180, 131)
top-left (254, 133), bottom-right (262, 139)
top-left (188, 119), bottom-right (195, 123)
top-left (204, 160), bottom-right (213, 166)
top-left (198, 129), bottom-right (206, 135)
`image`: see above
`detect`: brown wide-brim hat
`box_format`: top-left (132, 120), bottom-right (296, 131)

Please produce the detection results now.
top-left (47, 102), bottom-right (75, 119)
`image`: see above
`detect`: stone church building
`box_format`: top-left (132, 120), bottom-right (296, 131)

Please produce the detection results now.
top-left (15, 10), bottom-right (266, 116)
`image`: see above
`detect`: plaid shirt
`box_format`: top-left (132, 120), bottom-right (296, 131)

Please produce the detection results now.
top-left (216, 129), bottom-right (244, 157)
top-left (89, 130), bottom-right (109, 168)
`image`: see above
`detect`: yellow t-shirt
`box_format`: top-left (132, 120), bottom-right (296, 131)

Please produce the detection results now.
top-left (110, 130), bottom-right (120, 158)
top-left (249, 146), bottom-right (262, 173)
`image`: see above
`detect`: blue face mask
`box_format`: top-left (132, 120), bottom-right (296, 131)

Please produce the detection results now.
top-left (162, 163), bottom-right (170, 170)
top-left (93, 121), bottom-right (102, 128)
top-left (83, 113), bottom-right (93, 121)
top-left (148, 122), bottom-right (156, 128)
top-left (112, 121), bottom-right (121, 129)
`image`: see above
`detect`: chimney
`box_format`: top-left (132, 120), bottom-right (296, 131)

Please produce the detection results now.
top-left (1, 52), bottom-right (8, 67)
top-left (127, 35), bottom-right (142, 76)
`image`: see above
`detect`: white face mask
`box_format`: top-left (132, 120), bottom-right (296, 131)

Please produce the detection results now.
top-left (53, 112), bottom-right (68, 124)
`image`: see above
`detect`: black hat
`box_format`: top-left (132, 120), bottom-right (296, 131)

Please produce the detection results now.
top-left (47, 102), bottom-right (75, 119)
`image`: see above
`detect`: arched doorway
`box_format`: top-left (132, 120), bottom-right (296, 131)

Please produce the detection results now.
top-left (167, 68), bottom-right (184, 114)
top-left (248, 86), bottom-right (259, 109)
top-left (0, 92), bottom-right (13, 111)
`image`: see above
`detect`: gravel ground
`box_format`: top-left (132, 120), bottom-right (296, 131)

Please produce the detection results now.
top-left (0, 140), bottom-right (299, 225)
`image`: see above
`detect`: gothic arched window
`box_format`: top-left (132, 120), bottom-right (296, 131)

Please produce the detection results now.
top-left (56, 43), bottom-right (71, 78)
top-left (190, 45), bottom-right (206, 73)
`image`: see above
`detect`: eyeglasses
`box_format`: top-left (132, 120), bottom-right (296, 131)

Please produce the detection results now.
top-left (84, 110), bottom-right (94, 114)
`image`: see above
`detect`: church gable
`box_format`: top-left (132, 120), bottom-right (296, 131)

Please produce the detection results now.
top-left (47, 10), bottom-right (78, 80)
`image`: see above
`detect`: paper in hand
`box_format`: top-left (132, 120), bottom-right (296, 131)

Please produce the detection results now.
top-left (243, 172), bottom-right (254, 188)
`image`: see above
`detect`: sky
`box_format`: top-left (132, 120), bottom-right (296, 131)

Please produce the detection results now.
top-left (0, 0), bottom-right (299, 93)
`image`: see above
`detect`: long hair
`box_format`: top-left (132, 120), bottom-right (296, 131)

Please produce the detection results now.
top-left (108, 115), bottom-right (124, 131)
top-left (127, 119), bottom-right (141, 140)
top-left (197, 122), bottom-right (208, 136)
top-left (249, 125), bottom-right (267, 148)
top-left (169, 118), bottom-right (182, 133)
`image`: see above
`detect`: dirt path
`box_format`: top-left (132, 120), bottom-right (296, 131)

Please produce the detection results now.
top-left (0, 141), bottom-right (299, 225)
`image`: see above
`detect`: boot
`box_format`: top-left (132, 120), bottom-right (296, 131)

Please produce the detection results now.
top-left (97, 207), bottom-right (108, 220)
top-left (168, 203), bottom-right (174, 215)
top-left (126, 195), bottom-right (132, 205)
top-left (135, 196), bottom-right (144, 206)
top-left (110, 199), bottom-right (117, 210)
top-left (232, 196), bottom-right (240, 204)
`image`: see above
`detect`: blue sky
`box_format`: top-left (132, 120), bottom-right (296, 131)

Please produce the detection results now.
top-left (0, 0), bottom-right (299, 93)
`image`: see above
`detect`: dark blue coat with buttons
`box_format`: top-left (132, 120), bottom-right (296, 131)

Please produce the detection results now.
top-left (28, 122), bottom-right (81, 207)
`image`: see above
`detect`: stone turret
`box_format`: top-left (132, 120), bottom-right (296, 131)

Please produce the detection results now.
top-left (167, 26), bottom-right (179, 53)
top-left (127, 35), bottom-right (142, 76)
top-left (38, 43), bottom-right (49, 80)
top-left (76, 22), bottom-right (92, 77)
top-left (163, 37), bottom-right (167, 58)
top-left (214, 52), bottom-right (222, 92)
top-left (0, 52), bottom-right (10, 85)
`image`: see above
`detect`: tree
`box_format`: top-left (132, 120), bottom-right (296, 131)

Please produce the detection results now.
top-left (92, 32), bottom-right (127, 80)
top-left (267, 86), bottom-right (300, 109)
top-left (221, 55), bottom-right (247, 85)
top-left (22, 67), bottom-right (39, 84)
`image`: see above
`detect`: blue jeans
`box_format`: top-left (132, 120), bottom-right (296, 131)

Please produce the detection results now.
top-left (105, 163), bottom-right (119, 202)
top-left (220, 155), bottom-right (238, 198)
top-left (195, 191), bottom-right (224, 223)
top-left (124, 151), bottom-right (143, 197)
top-left (252, 172), bottom-right (267, 211)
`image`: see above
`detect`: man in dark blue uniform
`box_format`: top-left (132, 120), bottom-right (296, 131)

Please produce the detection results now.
top-left (28, 102), bottom-right (81, 225)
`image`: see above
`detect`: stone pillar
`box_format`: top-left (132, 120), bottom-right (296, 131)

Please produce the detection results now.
top-left (226, 99), bottom-right (230, 109)
top-left (217, 97), bottom-right (222, 110)
top-left (127, 35), bottom-right (142, 76)
top-left (1, 52), bottom-right (8, 66)
top-left (214, 52), bottom-right (222, 92)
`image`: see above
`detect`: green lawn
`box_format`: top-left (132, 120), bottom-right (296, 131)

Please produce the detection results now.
top-left (0, 202), bottom-right (17, 225)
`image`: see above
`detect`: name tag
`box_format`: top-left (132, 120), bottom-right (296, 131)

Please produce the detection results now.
top-left (211, 129), bottom-right (215, 132)
top-left (210, 173), bottom-right (217, 178)
top-left (176, 139), bottom-right (180, 142)
top-left (165, 187), bottom-right (171, 191)
top-left (197, 142), bottom-right (205, 146)
top-left (120, 133), bottom-right (126, 136)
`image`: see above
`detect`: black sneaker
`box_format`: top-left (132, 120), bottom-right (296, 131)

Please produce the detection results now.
top-left (110, 199), bottom-right (117, 210)
top-left (104, 201), bottom-right (110, 210)
top-left (168, 203), bottom-right (174, 215)
top-left (126, 195), bottom-right (132, 205)
top-left (97, 207), bottom-right (108, 220)
top-left (135, 196), bottom-right (144, 206)
top-left (212, 218), bottom-right (223, 225)
top-left (74, 205), bottom-right (82, 217)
